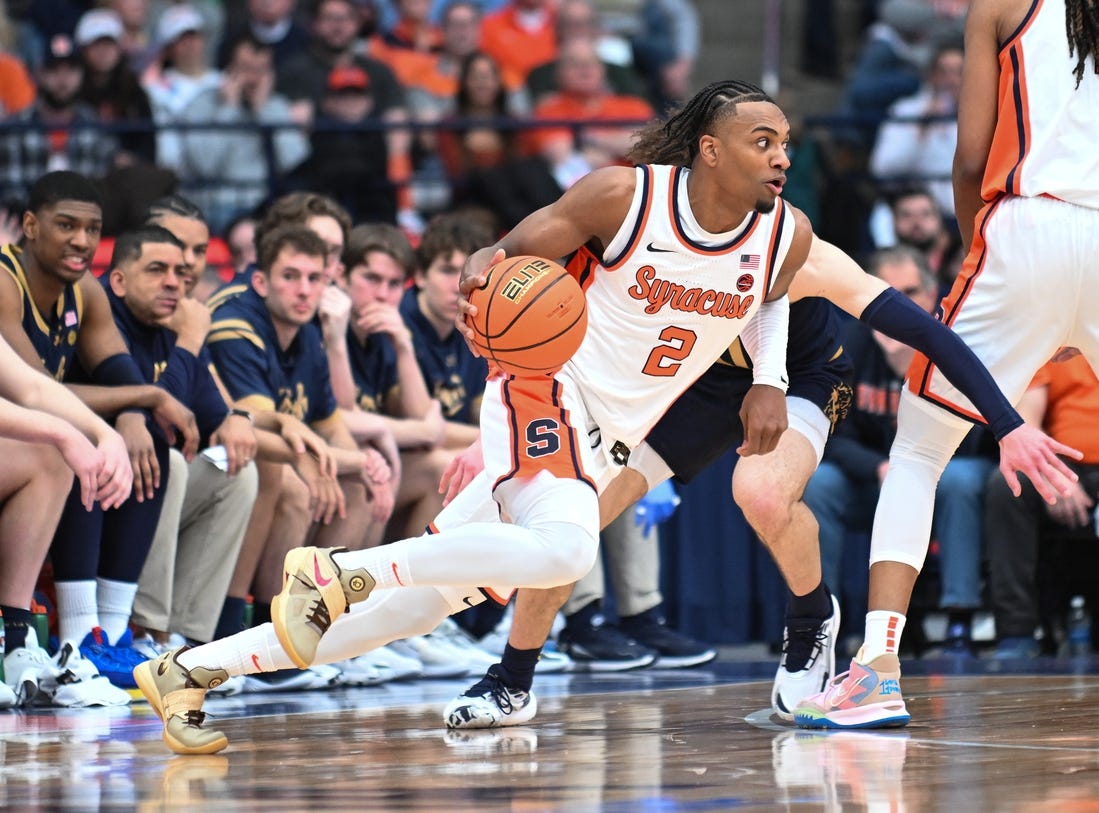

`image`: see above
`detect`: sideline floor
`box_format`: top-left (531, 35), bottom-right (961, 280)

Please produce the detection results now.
top-left (2, 657), bottom-right (1098, 811)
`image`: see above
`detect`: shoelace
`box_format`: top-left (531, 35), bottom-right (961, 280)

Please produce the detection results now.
top-left (305, 596), bottom-right (334, 635)
top-left (464, 670), bottom-right (518, 714)
top-left (783, 621), bottom-right (828, 673)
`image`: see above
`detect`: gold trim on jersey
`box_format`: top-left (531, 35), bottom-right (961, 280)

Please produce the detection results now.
top-left (1, 244), bottom-right (85, 338)
top-left (206, 284), bottom-right (249, 313)
top-left (208, 319), bottom-right (266, 352)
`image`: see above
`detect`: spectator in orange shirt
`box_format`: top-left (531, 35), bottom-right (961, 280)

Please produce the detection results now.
top-left (480, 0), bottom-right (557, 85)
top-left (985, 354), bottom-right (1099, 659)
top-left (402, 1), bottom-right (528, 126)
top-left (437, 51), bottom-right (559, 229)
top-left (380, 0), bottom-right (443, 53)
top-left (0, 16), bottom-right (34, 118)
top-left (525, 0), bottom-right (648, 106)
top-left (525, 39), bottom-right (653, 188)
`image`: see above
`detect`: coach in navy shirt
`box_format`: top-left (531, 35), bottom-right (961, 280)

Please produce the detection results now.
top-left (105, 225), bottom-right (260, 645)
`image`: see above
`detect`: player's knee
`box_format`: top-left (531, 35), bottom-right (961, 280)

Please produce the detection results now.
top-left (734, 476), bottom-right (795, 538)
top-left (533, 521), bottom-right (599, 584)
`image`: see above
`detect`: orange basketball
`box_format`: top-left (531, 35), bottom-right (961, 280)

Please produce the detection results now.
top-left (467, 255), bottom-right (588, 376)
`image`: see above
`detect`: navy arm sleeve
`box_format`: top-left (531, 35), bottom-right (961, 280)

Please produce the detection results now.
top-left (191, 350), bottom-right (231, 442)
top-left (155, 346), bottom-right (201, 406)
top-left (859, 288), bottom-right (1023, 439)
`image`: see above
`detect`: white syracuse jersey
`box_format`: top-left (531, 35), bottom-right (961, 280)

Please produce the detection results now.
top-left (562, 162), bottom-right (795, 453)
top-left (983, 0), bottom-right (1099, 209)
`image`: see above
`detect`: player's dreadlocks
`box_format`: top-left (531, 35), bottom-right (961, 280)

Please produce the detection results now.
top-left (1067, 0), bottom-right (1099, 87)
top-left (627, 80), bottom-right (775, 167)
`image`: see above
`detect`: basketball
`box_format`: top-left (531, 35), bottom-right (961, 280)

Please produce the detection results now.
top-left (467, 255), bottom-right (588, 376)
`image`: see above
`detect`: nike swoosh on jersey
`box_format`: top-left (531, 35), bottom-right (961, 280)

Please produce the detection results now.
top-left (645, 242), bottom-right (675, 253)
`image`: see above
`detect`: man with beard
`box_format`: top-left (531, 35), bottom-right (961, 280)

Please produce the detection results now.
top-left (0, 35), bottom-right (118, 203)
top-left (888, 186), bottom-right (963, 294)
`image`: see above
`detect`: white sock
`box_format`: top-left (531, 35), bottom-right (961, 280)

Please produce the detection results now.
top-left (180, 625), bottom-right (295, 677)
top-left (55, 580), bottom-right (100, 645)
top-left (96, 577), bottom-right (138, 644)
top-left (862, 611), bottom-right (906, 662)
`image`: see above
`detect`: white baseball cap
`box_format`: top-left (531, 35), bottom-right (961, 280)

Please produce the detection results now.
top-left (156, 5), bottom-right (205, 46)
top-left (74, 9), bottom-right (124, 47)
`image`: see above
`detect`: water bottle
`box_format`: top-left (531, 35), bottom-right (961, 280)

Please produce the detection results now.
top-left (243, 594), bottom-right (254, 630)
top-left (0, 609), bottom-right (6, 683)
top-left (1067, 595), bottom-right (1091, 656)
top-left (31, 602), bottom-right (49, 652)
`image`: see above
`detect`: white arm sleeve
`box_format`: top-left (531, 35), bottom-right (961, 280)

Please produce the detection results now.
top-left (739, 295), bottom-right (790, 392)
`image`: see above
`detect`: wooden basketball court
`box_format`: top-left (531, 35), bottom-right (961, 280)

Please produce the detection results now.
top-left (2, 658), bottom-right (1098, 810)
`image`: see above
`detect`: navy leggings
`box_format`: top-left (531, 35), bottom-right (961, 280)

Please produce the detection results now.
top-left (50, 436), bottom-right (171, 583)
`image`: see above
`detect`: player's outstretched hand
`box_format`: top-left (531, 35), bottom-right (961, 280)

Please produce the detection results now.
top-left (998, 423), bottom-right (1082, 504)
top-left (737, 384), bottom-right (788, 456)
top-left (456, 248), bottom-right (506, 355)
top-left (439, 437), bottom-right (484, 506)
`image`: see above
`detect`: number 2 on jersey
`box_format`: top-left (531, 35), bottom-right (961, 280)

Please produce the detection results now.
top-left (642, 326), bottom-right (697, 376)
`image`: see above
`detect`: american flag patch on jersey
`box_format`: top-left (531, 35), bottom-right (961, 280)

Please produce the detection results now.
top-left (739, 254), bottom-right (760, 271)
top-left (64, 310), bottom-right (77, 327)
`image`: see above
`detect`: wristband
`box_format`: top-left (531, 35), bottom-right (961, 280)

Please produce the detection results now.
top-left (228, 408), bottom-right (254, 424)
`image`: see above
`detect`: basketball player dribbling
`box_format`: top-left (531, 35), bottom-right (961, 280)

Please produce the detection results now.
top-left (133, 80), bottom-right (1073, 755)
top-left (795, 0), bottom-right (1099, 729)
top-left (136, 80), bottom-right (806, 753)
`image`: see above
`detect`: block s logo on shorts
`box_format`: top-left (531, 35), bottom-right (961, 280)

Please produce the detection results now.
top-left (525, 418), bottom-right (561, 457)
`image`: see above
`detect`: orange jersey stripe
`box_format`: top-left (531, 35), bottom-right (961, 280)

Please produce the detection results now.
top-left (480, 586), bottom-right (514, 606)
top-left (760, 198), bottom-right (786, 296)
top-left (493, 375), bottom-right (597, 491)
top-left (982, 3), bottom-right (1041, 201)
top-left (604, 165), bottom-right (655, 271)
top-left (906, 197), bottom-right (1005, 422)
top-left (565, 245), bottom-right (600, 293)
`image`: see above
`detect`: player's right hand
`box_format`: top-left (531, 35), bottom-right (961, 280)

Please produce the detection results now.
top-left (737, 384), bottom-right (788, 456)
top-left (439, 437), bottom-right (483, 506)
top-left (456, 247), bottom-right (506, 355)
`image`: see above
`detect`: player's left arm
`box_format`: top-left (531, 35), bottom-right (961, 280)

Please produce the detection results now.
top-left (796, 233), bottom-right (1082, 502)
top-left (953, 0), bottom-right (1001, 252)
top-left (737, 206), bottom-right (813, 457)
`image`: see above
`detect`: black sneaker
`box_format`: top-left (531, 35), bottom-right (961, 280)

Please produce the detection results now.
top-left (620, 607), bottom-right (717, 668)
top-left (556, 611), bottom-right (656, 672)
